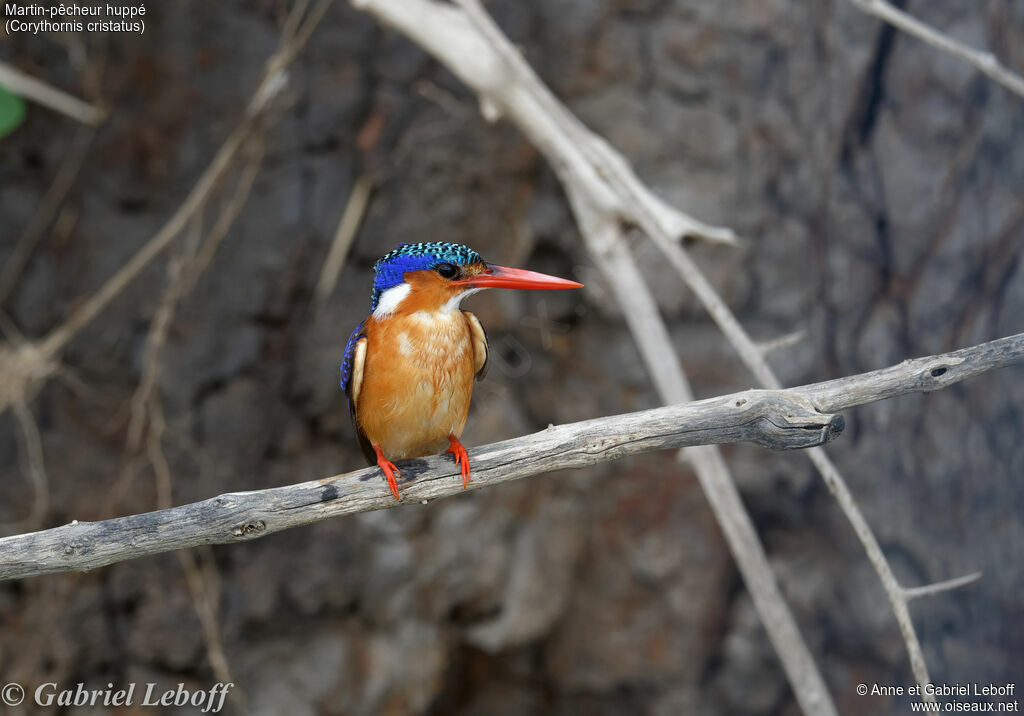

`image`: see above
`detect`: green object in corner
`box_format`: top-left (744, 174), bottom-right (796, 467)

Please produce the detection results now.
top-left (0, 85), bottom-right (27, 138)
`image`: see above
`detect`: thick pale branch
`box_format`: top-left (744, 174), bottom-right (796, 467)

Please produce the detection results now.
top-left (2, 333), bottom-right (1020, 581)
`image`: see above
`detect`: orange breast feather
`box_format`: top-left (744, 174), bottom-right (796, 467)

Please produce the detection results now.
top-left (356, 311), bottom-right (477, 460)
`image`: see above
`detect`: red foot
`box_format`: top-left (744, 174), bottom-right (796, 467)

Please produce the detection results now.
top-left (446, 434), bottom-right (472, 488)
top-left (372, 443), bottom-right (402, 500)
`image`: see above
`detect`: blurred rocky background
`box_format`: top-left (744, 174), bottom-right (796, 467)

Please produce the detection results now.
top-left (1, 1), bottom-right (1022, 714)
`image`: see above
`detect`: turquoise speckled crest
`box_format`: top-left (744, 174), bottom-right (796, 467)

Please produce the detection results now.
top-left (370, 242), bottom-right (484, 310)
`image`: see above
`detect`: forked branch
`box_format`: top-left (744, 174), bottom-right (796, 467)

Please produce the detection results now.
top-left (348, 0), bottom-right (1018, 705)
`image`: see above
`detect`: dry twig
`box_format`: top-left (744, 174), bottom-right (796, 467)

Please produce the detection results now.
top-left (0, 61), bottom-right (107, 125)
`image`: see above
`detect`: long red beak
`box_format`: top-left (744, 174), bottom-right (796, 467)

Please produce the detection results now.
top-left (455, 264), bottom-right (583, 290)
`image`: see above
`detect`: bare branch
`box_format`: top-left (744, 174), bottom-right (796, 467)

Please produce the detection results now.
top-left (1, 333), bottom-right (1020, 582)
top-left (357, 1), bottom-right (826, 710)
top-left (848, 0), bottom-right (1024, 101)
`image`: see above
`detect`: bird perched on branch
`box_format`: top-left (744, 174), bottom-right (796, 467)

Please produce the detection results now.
top-left (340, 242), bottom-right (582, 500)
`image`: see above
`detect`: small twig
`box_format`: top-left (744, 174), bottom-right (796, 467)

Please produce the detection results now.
top-left (126, 136), bottom-right (264, 452)
top-left (281, 0), bottom-right (311, 41)
top-left (758, 330), bottom-right (806, 356)
top-left (1, 332), bottom-right (1020, 581)
top-left (848, 0), bottom-right (1024, 101)
top-left (144, 385), bottom-right (246, 711)
top-left (0, 62), bottom-right (107, 125)
top-left (902, 572), bottom-right (983, 601)
top-left (641, 201), bottom-right (951, 702)
top-left (123, 135), bottom-right (268, 716)
top-left (314, 173), bottom-right (374, 308)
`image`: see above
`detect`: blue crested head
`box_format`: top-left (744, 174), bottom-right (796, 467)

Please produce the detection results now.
top-left (370, 242), bottom-right (484, 310)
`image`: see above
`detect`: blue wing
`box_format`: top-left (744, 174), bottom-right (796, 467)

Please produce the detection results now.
top-left (340, 320), bottom-right (375, 465)
top-left (340, 321), bottom-right (366, 393)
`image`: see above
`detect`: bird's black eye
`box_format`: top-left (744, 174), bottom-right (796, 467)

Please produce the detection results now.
top-left (435, 263), bottom-right (459, 279)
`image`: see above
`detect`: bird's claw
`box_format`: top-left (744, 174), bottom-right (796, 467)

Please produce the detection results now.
top-left (372, 443), bottom-right (402, 500)
top-left (446, 435), bottom-right (472, 488)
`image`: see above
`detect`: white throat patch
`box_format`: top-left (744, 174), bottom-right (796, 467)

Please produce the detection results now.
top-left (373, 282), bottom-right (412, 319)
top-left (442, 287), bottom-right (485, 313)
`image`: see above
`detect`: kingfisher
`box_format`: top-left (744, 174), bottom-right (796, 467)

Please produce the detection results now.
top-left (340, 242), bottom-right (582, 500)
